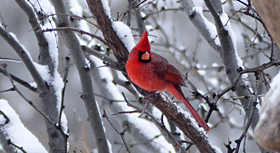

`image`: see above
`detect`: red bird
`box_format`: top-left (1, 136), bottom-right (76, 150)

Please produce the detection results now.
top-left (126, 31), bottom-right (210, 131)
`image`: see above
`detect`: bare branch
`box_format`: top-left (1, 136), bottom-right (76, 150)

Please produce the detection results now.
top-left (59, 55), bottom-right (71, 127)
top-left (120, 93), bottom-right (187, 153)
top-left (103, 109), bottom-right (131, 153)
top-left (0, 67), bottom-right (37, 92)
top-left (1, 63), bottom-right (56, 126)
top-left (0, 25), bottom-right (47, 93)
top-left (86, 0), bottom-right (217, 152)
top-left (42, 27), bottom-right (109, 47)
top-left (81, 45), bottom-right (120, 70)
top-left (180, 0), bottom-right (221, 52)
top-left (6, 139), bottom-right (27, 153)
top-left (51, 0), bottom-right (110, 152)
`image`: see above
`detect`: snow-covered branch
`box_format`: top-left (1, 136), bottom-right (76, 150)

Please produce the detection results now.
top-left (0, 99), bottom-right (47, 153)
top-left (86, 0), bottom-right (220, 152)
top-left (50, 0), bottom-right (110, 152)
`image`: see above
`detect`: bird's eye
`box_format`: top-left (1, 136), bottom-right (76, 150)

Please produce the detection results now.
top-left (138, 51), bottom-right (151, 62)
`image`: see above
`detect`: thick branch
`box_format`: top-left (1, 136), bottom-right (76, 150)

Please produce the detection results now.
top-left (15, 1), bottom-right (68, 152)
top-left (86, 0), bottom-right (129, 72)
top-left (203, 0), bottom-right (269, 152)
top-left (181, 0), bottom-right (221, 52)
top-left (50, 0), bottom-right (110, 153)
top-left (86, 0), bottom-right (217, 152)
top-left (0, 26), bottom-right (47, 93)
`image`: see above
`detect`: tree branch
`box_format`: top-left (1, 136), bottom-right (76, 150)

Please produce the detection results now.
top-left (15, 1), bottom-right (68, 152)
top-left (202, 0), bottom-right (269, 152)
top-left (180, 0), bottom-right (221, 53)
top-left (0, 67), bottom-right (37, 92)
top-left (42, 27), bottom-right (109, 47)
top-left (86, 1), bottom-right (218, 152)
top-left (50, 0), bottom-right (110, 153)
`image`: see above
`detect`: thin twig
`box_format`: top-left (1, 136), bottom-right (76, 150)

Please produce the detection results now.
top-left (81, 45), bottom-right (120, 70)
top-left (0, 110), bottom-right (10, 125)
top-left (7, 139), bottom-right (27, 153)
top-left (127, 0), bottom-right (132, 27)
top-left (235, 73), bottom-right (260, 153)
top-left (234, 103), bottom-right (256, 153)
top-left (120, 93), bottom-right (187, 153)
top-left (59, 55), bottom-right (70, 127)
top-left (0, 87), bottom-right (16, 93)
top-left (239, 60), bottom-right (280, 74)
top-left (111, 69), bottom-right (139, 99)
top-left (0, 67), bottom-right (37, 92)
top-left (103, 109), bottom-right (131, 153)
top-left (1, 63), bottom-right (55, 126)
top-left (41, 27), bottom-right (109, 47)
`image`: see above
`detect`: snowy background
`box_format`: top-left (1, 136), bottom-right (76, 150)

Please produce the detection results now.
top-left (0, 0), bottom-right (279, 152)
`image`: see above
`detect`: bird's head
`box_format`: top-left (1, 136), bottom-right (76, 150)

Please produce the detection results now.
top-left (129, 31), bottom-right (152, 63)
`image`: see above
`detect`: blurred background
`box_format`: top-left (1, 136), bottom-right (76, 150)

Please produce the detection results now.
top-left (0, 0), bottom-right (279, 152)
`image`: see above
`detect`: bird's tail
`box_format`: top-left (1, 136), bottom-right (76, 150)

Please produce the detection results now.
top-left (168, 85), bottom-right (210, 131)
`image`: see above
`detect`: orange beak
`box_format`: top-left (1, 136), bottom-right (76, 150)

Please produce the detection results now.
top-left (141, 51), bottom-right (150, 61)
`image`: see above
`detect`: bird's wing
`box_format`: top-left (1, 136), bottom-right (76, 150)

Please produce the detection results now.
top-left (152, 53), bottom-right (187, 87)
top-left (165, 64), bottom-right (187, 87)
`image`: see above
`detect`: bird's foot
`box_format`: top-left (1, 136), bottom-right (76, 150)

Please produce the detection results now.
top-left (139, 92), bottom-right (156, 117)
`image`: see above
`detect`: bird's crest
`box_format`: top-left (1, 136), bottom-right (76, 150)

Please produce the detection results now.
top-left (136, 31), bottom-right (150, 52)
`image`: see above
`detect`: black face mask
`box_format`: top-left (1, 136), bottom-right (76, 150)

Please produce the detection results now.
top-left (138, 51), bottom-right (151, 63)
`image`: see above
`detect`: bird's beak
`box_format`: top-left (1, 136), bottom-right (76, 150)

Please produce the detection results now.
top-left (141, 51), bottom-right (150, 61)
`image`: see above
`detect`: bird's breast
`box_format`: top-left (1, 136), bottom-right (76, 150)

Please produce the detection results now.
top-left (126, 60), bottom-right (168, 92)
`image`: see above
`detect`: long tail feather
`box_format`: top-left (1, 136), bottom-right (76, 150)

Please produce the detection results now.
top-left (168, 85), bottom-right (210, 131)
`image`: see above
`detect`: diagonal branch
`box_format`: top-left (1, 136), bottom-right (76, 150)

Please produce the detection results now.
top-left (0, 67), bottom-right (37, 92)
top-left (86, 0), bottom-right (217, 152)
top-left (201, 0), bottom-right (270, 152)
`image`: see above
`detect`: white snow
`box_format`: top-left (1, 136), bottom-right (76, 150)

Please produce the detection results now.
top-left (0, 99), bottom-right (47, 153)
top-left (28, 0), bottom-right (58, 68)
top-left (160, 93), bottom-right (207, 133)
top-left (89, 55), bottom-right (174, 152)
top-left (33, 62), bottom-right (50, 82)
top-left (69, 0), bottom-right (92, 42)
top-left (92, 148), bottom-right (98, 153)
top-left (195, 7), bottom-right (221, 46)
top-left (209, 78), bottom-right (218, 86)
top-left (197, 69), bottom-right (206, 75)
top-left (212, 144), bottom-right (223, 153)
top-left (30, 0), bottom-right (67, 133)
top-left (69, 0), bottom-right (83, 16)
top-left (268, 70), bottom-right (280, 107)
top-left (219, 13), bottom-right (240, 66)
top-left (9, 30), bottom-right (67, 134)
top-left (29, 0), bottom-right (55, 15)
top-left (212, 63), bottom-right (218, 67)
top-left (177, 103), bottom-right (206, 132)
top-left (11, 0), bottom-right (68, 134)
top-left (220, 12), bottom-right (250, 88)
top-left (9, 33), bottom-right (32, 59)
top-left (85, 58), bottom-right (91, 69)
top-left (113, 21), bottom-right (135, 51)
top-left (152, 102), bottom-right (171, 131)
top-left (101, 0), bottom-right (111, 18)
top-left (145, 25), bottom-right (154, 32)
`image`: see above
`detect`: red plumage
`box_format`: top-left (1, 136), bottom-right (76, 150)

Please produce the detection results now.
top-left (126, 31), bottom-right (210, 131)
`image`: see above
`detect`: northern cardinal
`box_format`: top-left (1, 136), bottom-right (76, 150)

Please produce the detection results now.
top-left (126, 31), bottom-right (210, 131)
